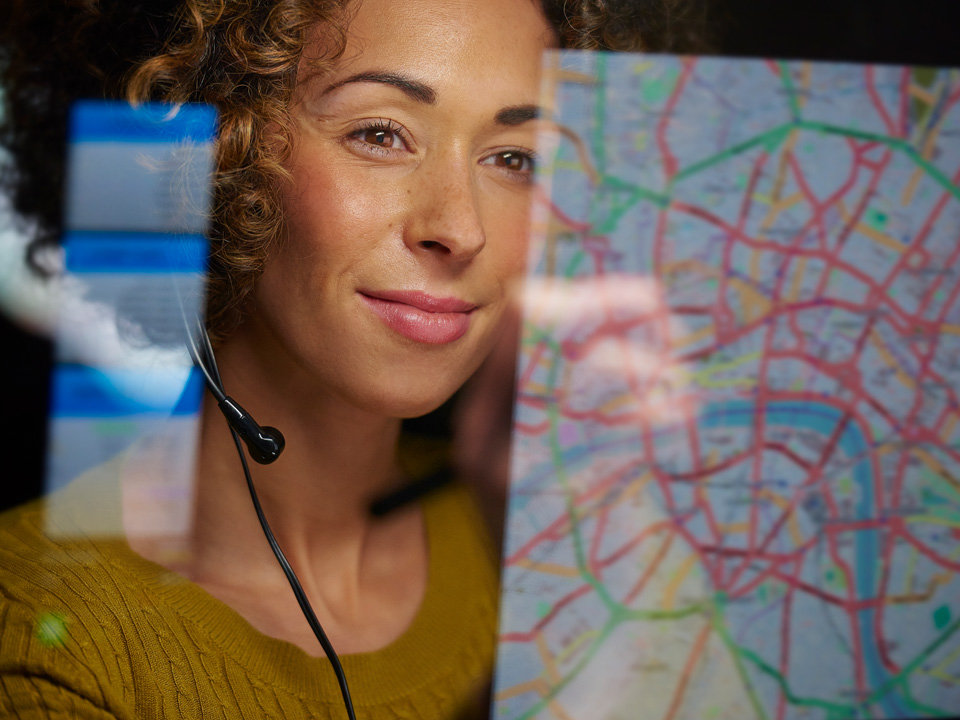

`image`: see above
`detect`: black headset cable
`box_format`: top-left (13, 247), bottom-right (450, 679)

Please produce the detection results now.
top-left (188, 323), bottom-right (358, 720)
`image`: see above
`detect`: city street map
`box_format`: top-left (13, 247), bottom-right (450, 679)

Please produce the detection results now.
top-left (494, 52), bottom-right (960, 720)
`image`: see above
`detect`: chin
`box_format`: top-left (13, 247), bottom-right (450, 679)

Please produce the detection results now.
top-left (374, 383), bottom-right (463, 421)
top-left (321, 360), bottom-right (451, 419)
top-left (342, 333), bottom-right (499, 420)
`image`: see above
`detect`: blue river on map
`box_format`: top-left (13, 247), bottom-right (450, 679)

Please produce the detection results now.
top-left (701, 399), bottom-right (907, 718)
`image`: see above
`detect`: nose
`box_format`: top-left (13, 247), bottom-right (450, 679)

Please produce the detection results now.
top-left (403, 152), bottom-right (486, 262)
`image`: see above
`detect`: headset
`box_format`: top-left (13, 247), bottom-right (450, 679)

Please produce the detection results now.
top-left (184, 318), bottom-right (358, 720)
top-left (184, 315), bottom-right (454, 719)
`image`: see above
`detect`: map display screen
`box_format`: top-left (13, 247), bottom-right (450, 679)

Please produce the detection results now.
top-left (493, 52), bottom-right (960, 719)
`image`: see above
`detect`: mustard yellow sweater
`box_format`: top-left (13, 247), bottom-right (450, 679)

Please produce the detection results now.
top-left (0, 474), bottom-right (498, 719)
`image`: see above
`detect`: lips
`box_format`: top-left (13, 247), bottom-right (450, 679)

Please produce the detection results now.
top-left (359, 290), bottom-right (477, 344)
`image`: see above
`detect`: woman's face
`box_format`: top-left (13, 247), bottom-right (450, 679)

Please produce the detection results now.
top-left (249, 0), bottom-right (554, 417)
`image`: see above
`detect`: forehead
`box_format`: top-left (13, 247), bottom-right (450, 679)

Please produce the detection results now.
top-left (311, 0), bottom-right (554, 96)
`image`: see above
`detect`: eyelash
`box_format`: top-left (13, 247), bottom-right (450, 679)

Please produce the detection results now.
top-left (480, 149), bottom-right (538, 182)
top-left (342, 118), bottom-right (410, 157)
top-left (343, 119), bottom-right (538, 181)
top-left (344, 118), bottom-right (411, 155)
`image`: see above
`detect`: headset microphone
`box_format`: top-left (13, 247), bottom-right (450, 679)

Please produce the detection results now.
top-left (216, 396), bottom-right (286, 464)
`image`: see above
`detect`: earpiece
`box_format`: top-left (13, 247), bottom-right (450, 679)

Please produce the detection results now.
top-left (216, 396), bottom-right (286, 464)
top-left (183, 316), bottom-right (286, 465)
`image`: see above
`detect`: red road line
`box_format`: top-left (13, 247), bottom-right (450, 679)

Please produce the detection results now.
top-left (500, 583), bottom-right (594, 643)
top-left (865, 65), bottom-right (897, 136)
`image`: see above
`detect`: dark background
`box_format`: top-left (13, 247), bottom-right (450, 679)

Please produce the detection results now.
top-left (715, 0), bottom-right (959, 66)
top-left (2, 0), bottom-right (960, 513)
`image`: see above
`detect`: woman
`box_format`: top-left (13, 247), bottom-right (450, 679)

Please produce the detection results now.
top-left (0, 0), bottom-right (709, 717)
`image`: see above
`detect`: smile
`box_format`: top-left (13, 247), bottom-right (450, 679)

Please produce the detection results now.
top-left (359, 290), bottom-right (477, 344)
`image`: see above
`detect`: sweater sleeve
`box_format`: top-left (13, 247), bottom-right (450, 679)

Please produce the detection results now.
top-left (0, 673), bottom-right (121, 720)
top-left (0, 599), bottom-right (128, 720)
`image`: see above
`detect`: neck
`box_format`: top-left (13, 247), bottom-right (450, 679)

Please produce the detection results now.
top-left (123, 322), bottom-right (434, 655)
top-left (167, 323), bottom-right (413, 589)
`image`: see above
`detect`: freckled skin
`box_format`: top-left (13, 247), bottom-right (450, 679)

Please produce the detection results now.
top-left (232, 0), bottom-right (553, 419)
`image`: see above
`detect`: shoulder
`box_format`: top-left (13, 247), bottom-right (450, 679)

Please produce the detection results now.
top-left (0, 491), bottom-right (288, 718)
top-left (0, 473), bottom-right (153, 624)
top-left (434, 481), bottom-right (500, 642)
top-left (423, 478), bottom-right (499, 577)
top-left (0, 498), bottom-right (139, 717)
top-left (0, 498), bottom-right (125, 612)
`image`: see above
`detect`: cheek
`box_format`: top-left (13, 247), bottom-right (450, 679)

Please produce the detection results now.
top-left (255, 167), bottom-right (377, 320)
top-left (284, 168), bottom-right (379, 255)
top-left (483, 198), bottom-right (532, 280)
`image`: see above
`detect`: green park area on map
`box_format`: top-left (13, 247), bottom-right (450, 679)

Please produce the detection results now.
top-left (493, 52), bottom-right (960, 720)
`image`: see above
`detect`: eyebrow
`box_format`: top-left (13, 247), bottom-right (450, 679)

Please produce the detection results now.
top-left (495, 105), bottom-right (541, 126)
top-left (321, 72), bottom-right (542, 126)
top-left (322, 71), bottom-right (437, 104)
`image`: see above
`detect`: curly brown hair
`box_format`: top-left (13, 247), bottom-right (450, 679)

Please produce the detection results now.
top-left (1, 0), bottom-right (711, 340)
top-left (124, 0), bottom-right (352, 340)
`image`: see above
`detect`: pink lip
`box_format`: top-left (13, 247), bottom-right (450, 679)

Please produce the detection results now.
top-left (359, 290), bottom-right (476, 344)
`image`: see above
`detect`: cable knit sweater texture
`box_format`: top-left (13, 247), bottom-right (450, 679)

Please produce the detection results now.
top-left (0, 468), bottom-right (498, 719)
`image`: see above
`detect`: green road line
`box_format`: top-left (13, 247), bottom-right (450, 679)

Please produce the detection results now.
top-left (595, 181), bottom-right (674, 235)
top-left (620, 600), bottom-right (709, 623)
top-left (513, 610), bottom-right (620, 720)
top-left (545, 401), bottom-right (617, 611)
top-left (522, 325), bottom-right (563, 350)
top-left (562, 250), bottom-right (585, 278)
top-left (793, 120), bottom-right (895, 145)
top-left (922, 466), bottom-right (960, 504)
top-left (534, 327), bottom-right (617, 613)
top-left (665, 118), bottom-right (960, 206)
top-left (735, 645), bottom-right (856, 715)
top-left (899, 660), bottom-right (956, 717)
top-left (899, 688), bottom-right (953, 718)
top-left (893, 665), bottom-right (953, 718)
top-left (795, 120), bottom-right (960, 203)
top-left (711, 597), bottom-right (772, 720)
top-left (903, 546), bottom-right (919, 596)
top-left (903, 513), bottom-right (960, 528)
top-left (592, 54), bottom-right (608, 179)
top-left (778, 61), bottom-right (802, 120)
top-left (595, 187), bottom-right (651, 235)
top-left (588, 175), bottom-right (671, 240)
top-left (603, 174), bottom-right (671, 208)
top-left (672, 124), bottom-right (794, 185)
top-left (864, 616), bottom-right (960, 707)
top-left (514, 603), bottom-right (711, 720)
top-left (719, 613), bottom-right (960, 718)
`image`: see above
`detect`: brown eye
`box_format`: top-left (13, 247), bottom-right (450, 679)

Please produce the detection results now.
top-left (361, 128), bottom-right (396, 147)
top-left (496, 152), bottom-right (528, 171)
top-left (482, 149), bottom-right (536, 177)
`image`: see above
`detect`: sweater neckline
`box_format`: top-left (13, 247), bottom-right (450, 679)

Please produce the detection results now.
top-left (124, 484), bottom-right (476, 705)
top-left (50, 458), bottom-right (488, 708)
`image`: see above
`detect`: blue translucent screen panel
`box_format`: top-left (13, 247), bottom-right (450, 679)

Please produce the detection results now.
top-left (46, 102), bottom-right (215, 545)
top-left (494, 54), bottom-right (960, 720)
top-left (65, 101), bottom-right (216, 233)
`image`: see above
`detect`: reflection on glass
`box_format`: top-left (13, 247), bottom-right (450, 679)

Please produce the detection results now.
top-left (44, 102), bottom-right (215, 560)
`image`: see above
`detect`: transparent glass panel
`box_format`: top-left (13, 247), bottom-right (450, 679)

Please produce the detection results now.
top-left (44, 102), bottom-right (215, 562)
top-left (495, 52), bottom-right (960, 720)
